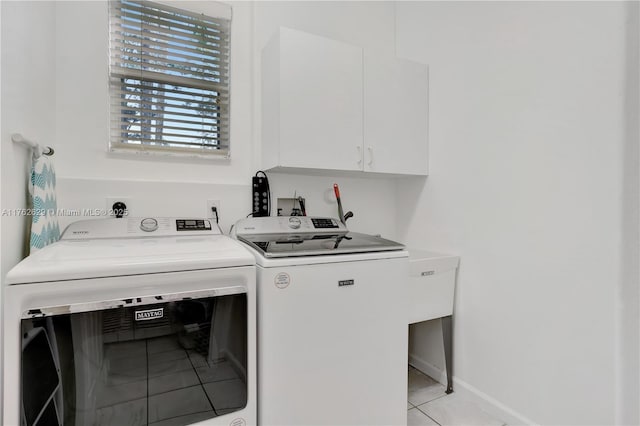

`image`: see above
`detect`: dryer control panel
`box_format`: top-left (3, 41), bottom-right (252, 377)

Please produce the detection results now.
top-left (61, 217), bottom-right (220, 240)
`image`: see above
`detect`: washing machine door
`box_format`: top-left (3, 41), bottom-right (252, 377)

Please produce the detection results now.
top-left (20, 288), bottom-right (248, 426)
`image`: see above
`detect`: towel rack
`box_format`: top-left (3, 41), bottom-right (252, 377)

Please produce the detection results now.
top-left (11, 133), bottom-right (54, 159)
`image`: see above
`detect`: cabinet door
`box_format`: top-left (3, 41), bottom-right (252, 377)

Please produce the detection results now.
top-left (364, 52), bottom-right (428, 175)
top-left (279, 28), bottom-right (363, 171)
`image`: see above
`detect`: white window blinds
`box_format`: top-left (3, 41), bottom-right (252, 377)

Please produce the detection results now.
top-left (109, 0), bottom-right (231, 157)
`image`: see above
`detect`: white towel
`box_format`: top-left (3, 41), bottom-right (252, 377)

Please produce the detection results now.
top-left (29, 155), bottom-right (60, 253)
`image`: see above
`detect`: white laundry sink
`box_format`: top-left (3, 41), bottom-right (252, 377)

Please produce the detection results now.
top-left (407, 250), bottom-right (459, 324)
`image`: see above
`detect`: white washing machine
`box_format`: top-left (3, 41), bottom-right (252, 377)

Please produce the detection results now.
top-left (233, 216), bottom-right (409, 426)
top-left (3, 218), bottom-right (256, 426)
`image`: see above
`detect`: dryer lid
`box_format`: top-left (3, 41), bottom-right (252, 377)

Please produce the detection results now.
top-left (6, 219), bottom-right (255, 284)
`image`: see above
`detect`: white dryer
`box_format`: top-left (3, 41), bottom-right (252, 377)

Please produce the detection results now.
top-left (233, 216), bottom-right (409, 426)
top-left (4, 218), bottom-right (256, 426)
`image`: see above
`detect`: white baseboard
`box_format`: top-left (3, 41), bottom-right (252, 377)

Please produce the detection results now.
top-left (409, 353), bottom-right (537, 426)
top-left (409, 353), bottom-right (447, 386)
top-left (452, 376), bottom-right (538, 426)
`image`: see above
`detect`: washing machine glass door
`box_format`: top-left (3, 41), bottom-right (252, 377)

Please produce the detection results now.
top-left (20, 288), bottom-right (248, 426)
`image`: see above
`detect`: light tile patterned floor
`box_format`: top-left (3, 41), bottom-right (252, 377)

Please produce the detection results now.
top-left (95, 336), bottom-right (247, 426)
top-left (407, 366), bottom-right (507, 426)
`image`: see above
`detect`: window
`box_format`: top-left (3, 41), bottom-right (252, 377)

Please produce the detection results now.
top-left (109, 0), bottom-right (231, 157)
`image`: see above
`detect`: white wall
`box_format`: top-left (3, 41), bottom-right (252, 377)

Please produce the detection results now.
top-left (252, 1), bottom-right (396, 56)
top-left (52, 0), bottom-right (256, 223)
top-left (0, 3), bottom-right (3, 419)
top-left (54, 0), bottom-right (254, 185)
top-left (49, 0), bottom-right (398, 238)
top-left (408, 319), bottom-right (446, 381)
top-left (1, 1), bottom-right (57, 420)
top-left (618, 2), bottom-right (640, 424)
top-left (266, 173), bottom-right (397, 239)
top-left (396, 2), bottom-right (632, 425)
top-left (1, 1), bottom-right (56, 278)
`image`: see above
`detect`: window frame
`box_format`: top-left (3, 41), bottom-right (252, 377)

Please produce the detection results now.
top-left (108, 0), bottom-right (232, 160)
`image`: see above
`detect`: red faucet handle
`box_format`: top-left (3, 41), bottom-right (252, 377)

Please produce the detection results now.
top-left (333, 183), bottom-right (341, 199)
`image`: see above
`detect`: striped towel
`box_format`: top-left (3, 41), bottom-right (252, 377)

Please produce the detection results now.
top-left (29, 155), bottom-right (60, 253)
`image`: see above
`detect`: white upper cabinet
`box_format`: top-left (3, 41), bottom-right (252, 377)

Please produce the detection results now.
top-left (261, 27), bottom-right (428, 176)
top-left (363, 51), bottom-right (428, 176)
top-left (262, 27), bottom-right (363, 172)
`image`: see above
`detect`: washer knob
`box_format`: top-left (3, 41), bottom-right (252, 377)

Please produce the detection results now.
top-left (140, 218), bottom-right (158, 232)
top-left (288, 217), bottom-right (302, 229)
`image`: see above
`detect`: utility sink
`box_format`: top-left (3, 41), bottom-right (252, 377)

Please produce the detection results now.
top-left (407, 250), bottom-right (459, 324)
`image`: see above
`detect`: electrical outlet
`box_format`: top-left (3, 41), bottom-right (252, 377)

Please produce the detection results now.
top-left (277, 197), bottom-right (305, 216)
top-left (105, 197), bottom-right (132, 217)
top-left (206, 200), bottom-right (220, 219)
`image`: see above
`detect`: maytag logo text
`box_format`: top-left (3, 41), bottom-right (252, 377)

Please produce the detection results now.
top-left (135, 308), bottom-right (164, 321)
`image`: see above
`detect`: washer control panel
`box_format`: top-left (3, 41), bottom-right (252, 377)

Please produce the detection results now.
top-left (288, 217), bottom-right (302, 229)
top-left (234, 216), bottom-right (347, 236)
top-left (310, 218), bottom-right (339, 229)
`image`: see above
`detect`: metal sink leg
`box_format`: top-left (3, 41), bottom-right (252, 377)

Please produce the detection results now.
top-left (441, 315), bottom-right (454, 394)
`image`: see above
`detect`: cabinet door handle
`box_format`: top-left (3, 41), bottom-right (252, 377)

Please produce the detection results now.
top-left (367, 147), bottom-right (373, 166)
top-left (357, 146), bottom-right (362, 165)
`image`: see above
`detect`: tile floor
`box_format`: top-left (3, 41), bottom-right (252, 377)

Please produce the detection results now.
top-left (85, 339), bottom-right (502, 426)
top-left (407, 366), bottom-right (507, 426)
top-left (92, 336), bottom-right (247, 426)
